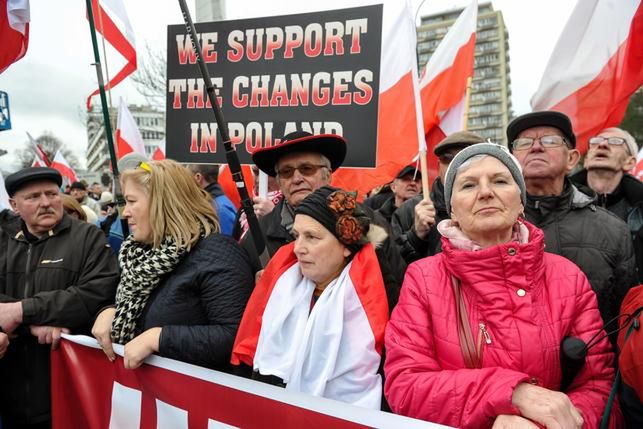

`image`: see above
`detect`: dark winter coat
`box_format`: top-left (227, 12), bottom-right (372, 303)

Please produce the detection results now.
top-left (391, 178), bottom-right (449, 264)
top-left (571, 170), bottom-right (643, 284)
top-left (524, 180), bottom-right (636, 336)
top-left (138, 233), bottom-right (254, 371)
top-left (0, 214), bottom-right (120, 425)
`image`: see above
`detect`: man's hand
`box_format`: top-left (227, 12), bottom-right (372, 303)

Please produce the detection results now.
top-left (91, 307), bottom-right (117, 361)
top-left (414, 198), bottom-right (436, 239)
top-left (512, 383), bottom-right (583, 429)
top-left (492, 415), bottom-right (539, 428)
top-left (252, 196), bottom-right (276, 218)
top-left (123, 327), bottom-right (161, 369)
top-left (29, 326), bottom-right (70, 350)
top-left (0, 332), bottom-right (9, 358)
top-left (0, 302), bottom-right (23, 334)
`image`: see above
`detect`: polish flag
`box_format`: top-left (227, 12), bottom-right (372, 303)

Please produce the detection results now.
top-left (151, 139), bottom-right (165, 160)
top-left (31, 153), bottom-right (46, 167)
top-left (419, 0), bottom-right (478, 177)
top-left (531, 0), bottom-right (643, 154)
top-left (50, 151), bottom-right (78, 183)
top-left (633, 145), bottom-right (643, 181)
top-left (86, 0), bottom-right (137, 110)
top-left (115, 98), bottom-right (146, 159)
top-left (232, 242), bottom-right (388, 407)
top-left (218, 164), bottom-right (254, 209)
top-left (331, 0), bottom-right (424, 198)
top-left (0, 0), bottom-right (29, 74)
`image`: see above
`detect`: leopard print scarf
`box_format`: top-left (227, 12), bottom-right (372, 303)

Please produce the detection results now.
top-left (111, 235), bottom-right (185, 344)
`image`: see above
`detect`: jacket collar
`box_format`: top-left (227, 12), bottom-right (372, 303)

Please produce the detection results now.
top-left (8, 213), bottom-right (72, 242)
top-left (441, 221), bottom-right (546, 296)
top-left (204, 182), bottom-right (225, 199)
top-left (571, 169), bottom-right (643, 208)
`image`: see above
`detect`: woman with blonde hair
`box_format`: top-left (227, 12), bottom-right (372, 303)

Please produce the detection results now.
top-left (92, 160), bottom-right (254, 371)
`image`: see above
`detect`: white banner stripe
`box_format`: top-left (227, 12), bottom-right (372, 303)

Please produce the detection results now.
top-left (62, 335), bottom-right (449, 429)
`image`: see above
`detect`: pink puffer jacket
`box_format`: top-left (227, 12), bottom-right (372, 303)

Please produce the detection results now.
top-left (384, 221), bottom-right (617, 428)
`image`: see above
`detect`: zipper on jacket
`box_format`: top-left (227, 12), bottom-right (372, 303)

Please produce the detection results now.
top-left (24, 243), bottom-right (33, 298)
top-left (476, 322), bottom-right (492, 363)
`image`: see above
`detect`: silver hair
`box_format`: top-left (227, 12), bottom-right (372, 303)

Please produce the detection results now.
top-left (450, 154), bottom-right (518, 207)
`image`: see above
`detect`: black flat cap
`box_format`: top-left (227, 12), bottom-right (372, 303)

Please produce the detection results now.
top-left (433, 131), bottom-right (485, 156)
top-left (5, 167), bottom-right (62, 197)
top-left (396, 164), bottom-right (421, 179)
top-left (507, 111), bottom-right (576, 150)
top-left (70, 181), bottom-right (86, 191)
top-left (252, 131), bottom-right (347, 177)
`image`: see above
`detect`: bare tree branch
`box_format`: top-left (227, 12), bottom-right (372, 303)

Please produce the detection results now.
top-left (131, 43), bottom-right (167, 108)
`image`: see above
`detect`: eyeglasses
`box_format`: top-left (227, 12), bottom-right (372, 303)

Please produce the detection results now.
top-left (276, 163), bottom-right (327, 179)
top-left (511, 135), bottom-right (568, 151)
top-left (588, 136), bottom-right (628, 148)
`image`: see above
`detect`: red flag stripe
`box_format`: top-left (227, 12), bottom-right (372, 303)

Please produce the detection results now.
top-left (86, 0), bottom-right (137, 109)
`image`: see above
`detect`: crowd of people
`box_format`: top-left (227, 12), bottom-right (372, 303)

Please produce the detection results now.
top-left (0, 111), bottom-right (641, 429)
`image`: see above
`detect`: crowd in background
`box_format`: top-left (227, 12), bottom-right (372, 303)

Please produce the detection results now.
top-left (0, 111), bottom-right (641, 429)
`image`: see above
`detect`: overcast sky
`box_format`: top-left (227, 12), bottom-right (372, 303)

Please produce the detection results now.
top-left (0, 0), bottom-right (576, 172)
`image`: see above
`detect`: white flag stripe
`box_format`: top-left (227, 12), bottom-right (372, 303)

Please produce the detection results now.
top-left (420, 0), bottom-right (477, 87)
top-left (116, 97), bottom-right (146, 157)
top-left (100, 0), bottom-right (136, 46)
top-left (531, 0), bottom-right (640, 110)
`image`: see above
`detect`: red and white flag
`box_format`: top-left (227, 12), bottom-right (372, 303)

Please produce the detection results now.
top-left (31, 153), bottom-right (46, 167)
top-left (232, 242), bottom-right (388, 408)
top-left (419, 0), bottom-right (478, 176)
top-left (50, 151), bottom-right (78, 183)
top-left (151, 139), bottom-right (165, 160)
top-left (0, 0), bottom-right (29, 74)
top-left (531, 0), bottom-right (643, 154)
top-left (633, 145), bottom-right (643, 180)
top-left (86, 0), bottom-right (137, 110)
top-left (115, 97), bottom-right (146, 159)
top-left (332, 0), bottom-right (424, 198)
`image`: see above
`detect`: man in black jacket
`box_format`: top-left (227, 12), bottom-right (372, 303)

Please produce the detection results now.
top-left (391, 131), bottom-right (485, 263)
top-left (0, 167), bottom-right (119, 429)
top-left (508, 112), bottom-right (636, 334)
top-left (570, 127), bottom-right (643, 283)
top-left (240, 131), bottom-right (406, 309)
top-left (376, 164), bottom-right (421, 224)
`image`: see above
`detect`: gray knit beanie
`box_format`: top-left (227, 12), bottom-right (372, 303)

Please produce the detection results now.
top-left (444, 143), bottom-right (526, 215)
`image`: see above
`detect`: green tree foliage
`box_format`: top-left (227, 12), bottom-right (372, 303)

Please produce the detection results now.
top-left (620, 87), bottom-right (643, 150)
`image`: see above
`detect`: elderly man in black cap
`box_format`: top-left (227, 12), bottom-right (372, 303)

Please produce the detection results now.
top-left (376, 165), bottom-right (421, 224)
top-left (391, 131), bottom-right (485, 263)
top-left (0, 167), bottom-right (119, 429)
top-left (69, 180), bottom-right (101, 216)
top-left (508, 111), bottom-right (636, 338)
top-left (241, 131), bottom-right (406, 308)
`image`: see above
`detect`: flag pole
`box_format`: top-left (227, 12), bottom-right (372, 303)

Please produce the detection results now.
top-left (462, 76), bottom-right (473, 131)
top-left (86, 0), bottom-right (129, 236)
top-left (96, 2), bottom-right (114, 109)
top-left (177, 0), bottom-right (269, 266)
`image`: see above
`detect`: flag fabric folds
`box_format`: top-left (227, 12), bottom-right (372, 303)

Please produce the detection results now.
top-left (418, 0), bottom-right (478, 176)
top-left (50, 151), bottom-right (78, 183)
top-left (232, 242), bottom-right (388, 408)
top-left (86, 0), bottom-right (137, 110)
top-left (0, 0), bottom-right (30, 74)
top-left (331, 0), bottom-right (424, 199)
top-left (115, 98), bottom-right (146, 158)
top-left (531, 0), bottom-right (643, 154)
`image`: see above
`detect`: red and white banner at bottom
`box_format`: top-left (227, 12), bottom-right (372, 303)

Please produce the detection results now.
top-left (52, 335), bottom-right (449, 429)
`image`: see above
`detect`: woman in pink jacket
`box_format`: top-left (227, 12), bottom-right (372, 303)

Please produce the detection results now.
top-left (384, 143), bottom-right (618, 429)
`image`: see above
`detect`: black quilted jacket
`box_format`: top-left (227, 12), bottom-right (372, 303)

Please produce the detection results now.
top-left (138, 233), bottom-right (254, 371)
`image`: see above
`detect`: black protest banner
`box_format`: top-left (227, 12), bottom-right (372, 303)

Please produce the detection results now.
top-left (166, 5), bottom-right (382, 167)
